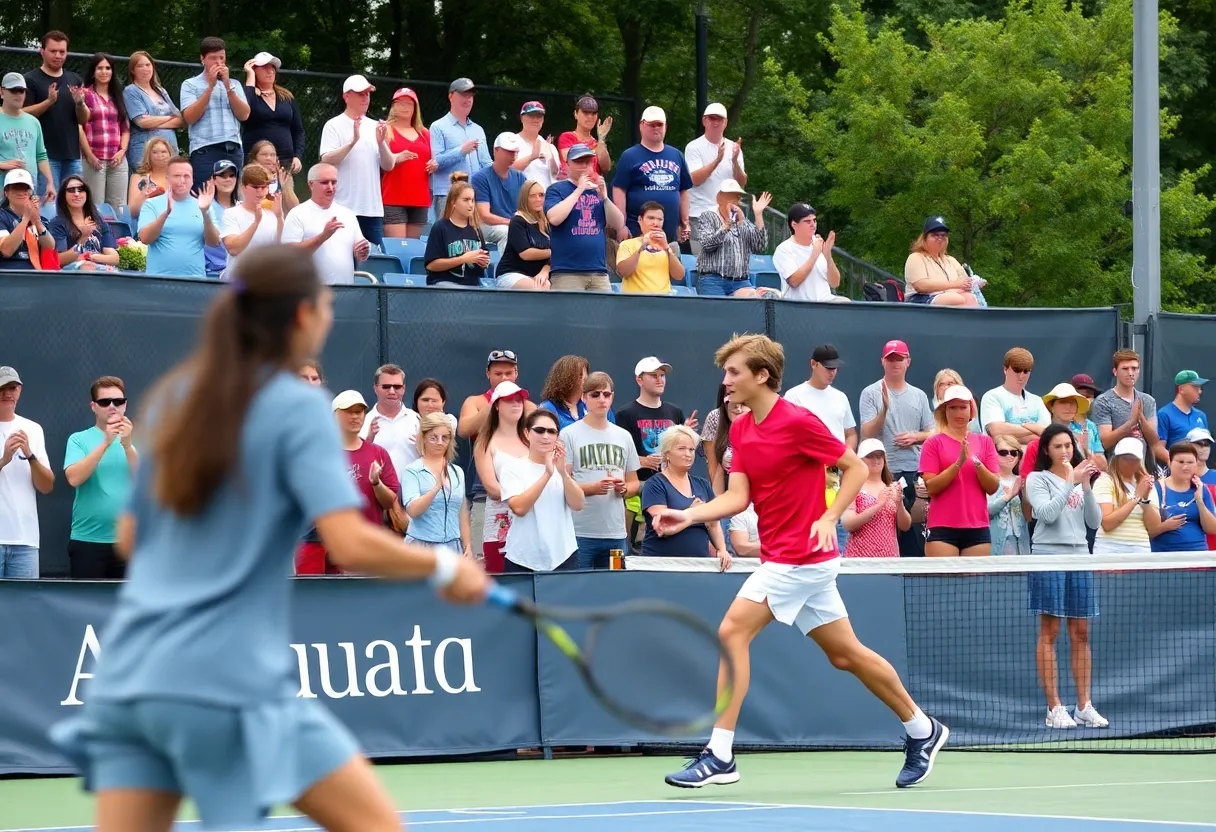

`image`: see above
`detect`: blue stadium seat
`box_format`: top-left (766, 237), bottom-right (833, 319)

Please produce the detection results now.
top-left (479, 277), bottom-right (496, 288)
top-left (381, 237), bottom-right (427, 263)
top-left (610, 283), bottom-right (622, 293)
top-left (679, 253), bottom-right (697, 276)
top-left (383, 272), bottom-right (424, 287)
top-left (671, 285), bottom-right (696, 296)
top-left (361, 253), bottom-right (405, 282)
top-left (408, 256), bottom-right (426, 275)
top-left (108, 220), bottom-right (132, 241)
top-left (97, 202), bottom-right (117, 220)
top-left (749, 254), bottom-right (775, 273)
top-left (753, 270), bottom-right (781, 290)
top-left (353, 273), bottom-right (379, 285)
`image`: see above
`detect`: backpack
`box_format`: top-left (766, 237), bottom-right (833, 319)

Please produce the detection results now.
top-left (863, 279), bottom-right (904, 303)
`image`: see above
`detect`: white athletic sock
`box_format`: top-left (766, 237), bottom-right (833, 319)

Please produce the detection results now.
top-left (707, 728), bottom-right (735, 763)
top-left (903, 709), bottom-right (933, 740)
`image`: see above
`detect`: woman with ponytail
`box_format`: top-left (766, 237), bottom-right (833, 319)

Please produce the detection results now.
top-left (50, 244), bottom-right (489, 832)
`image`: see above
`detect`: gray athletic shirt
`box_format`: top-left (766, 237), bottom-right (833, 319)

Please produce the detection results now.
top-left (858, 381), bottom-right (934, 472)
top-left (89, 372), bottom-right (362, 704)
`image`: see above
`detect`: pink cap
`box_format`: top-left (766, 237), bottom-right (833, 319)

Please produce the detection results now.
top-left (393, 87), bottom-right (418, 103)
top-left (882, 339), bottom-right (910, 358)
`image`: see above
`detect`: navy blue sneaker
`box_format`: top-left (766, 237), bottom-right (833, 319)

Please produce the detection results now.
top-left (664, 748), bottom-right (740, 788)
top-left (895, 717), bottom-right (949, 788)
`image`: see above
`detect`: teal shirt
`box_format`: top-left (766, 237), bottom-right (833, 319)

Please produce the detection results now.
top-left (65, 427), bottom-right (133, 544)
top-left (0, 111), bottom-right (48, 178)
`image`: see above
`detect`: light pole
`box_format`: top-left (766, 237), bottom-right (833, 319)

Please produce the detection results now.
top-left (1131, 0), bottom-right (1160, 351)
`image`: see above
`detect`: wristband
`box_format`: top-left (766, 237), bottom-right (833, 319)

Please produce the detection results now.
top-left (428, 545), bottom-right (460, 590)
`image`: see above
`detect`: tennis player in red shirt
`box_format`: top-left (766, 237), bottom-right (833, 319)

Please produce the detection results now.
top-left (657, 334), bottom-right (948, 789)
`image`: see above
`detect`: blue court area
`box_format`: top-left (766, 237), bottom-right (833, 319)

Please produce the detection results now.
top-left (12, 800), bottom-right (1216, 831)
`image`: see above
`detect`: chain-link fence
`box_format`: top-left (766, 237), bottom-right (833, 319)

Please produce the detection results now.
top-left (0, 46), bottom-right (638, 173)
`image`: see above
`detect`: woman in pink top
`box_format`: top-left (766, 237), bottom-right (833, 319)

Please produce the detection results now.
top-left (80, 54), bottom-right (130, 211)
top-left (843, 438), bottom-right (911, 557)
top-left (920, 385), bottom-right (1001, 556)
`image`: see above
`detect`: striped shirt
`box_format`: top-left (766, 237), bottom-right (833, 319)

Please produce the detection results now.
top-left (82, 89), bottom-right (128, 160)
top-left (695, 211), bottom-right (767, 280)
top-left (180, 73), bottom-right (247, 154)
top-left (1092, 473), bottom-right (1156, 553)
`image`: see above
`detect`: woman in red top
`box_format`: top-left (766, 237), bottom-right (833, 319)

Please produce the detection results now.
top-left (557, 95), bottom-right (613, 179)
top-left (382, 87), bottom-right (437, 239)
top-left (843, 438), bottom-right (910, 557)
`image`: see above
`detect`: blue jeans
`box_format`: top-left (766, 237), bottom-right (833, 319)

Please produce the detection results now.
top-left (356, 215), bottom-right (384, 249)
top-left (697, 273), bottom-right (752, 296)
top-left (38, 158), bottom-right (83, 199)
top-left (576, 536), bottom-right (628, 570)
top-left (189, 142), bottom-right (243, 194)
top-left (0, 545), bottom-right (39, 578)
top-left (836, 518), bottom-right (849, 557)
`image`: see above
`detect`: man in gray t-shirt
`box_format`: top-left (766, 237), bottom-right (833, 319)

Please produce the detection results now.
top-left (560, 372), bottom-right (641, 569)
top-left (858, 340), bottom-right (935, 557)
top-left (1089, 350), bottom-right (1161, 469)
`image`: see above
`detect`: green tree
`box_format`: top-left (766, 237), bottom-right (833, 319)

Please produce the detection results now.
top-left (799, 0), bottom-right (1215, 308)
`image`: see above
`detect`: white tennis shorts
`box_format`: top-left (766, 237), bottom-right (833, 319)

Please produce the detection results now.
top-left (737, 558), bottom-right (849, 635)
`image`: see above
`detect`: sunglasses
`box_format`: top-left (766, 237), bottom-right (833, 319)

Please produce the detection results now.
top-left (64, 185), bottom-right (87, 194)
top-left (997, 449), bottom-right (1021, 457)
top-left (586, 390), bottom-right (612, 399)
top-left (530, 426), bottom-right (559, 436)
top-left (425, 434), bottom-right (452, 444)
top-left (94, 397), bottom-right (127, 407)
top-left (379, 384), bottom-right (404, 391)
top-left (489, 349), bottom-right (518, 362)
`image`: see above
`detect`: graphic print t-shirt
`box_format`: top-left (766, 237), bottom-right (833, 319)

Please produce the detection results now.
top-left (616, 401), bottom-right (685, 482)
top-left (423, 218), bottom-right (485, 286)
top-left (611, 144), bottom-right (692, 241)
top-left (543, 180), bottom-right (606, 273)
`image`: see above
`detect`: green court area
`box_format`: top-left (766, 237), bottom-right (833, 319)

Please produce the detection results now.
top-left (1, 750), bottom-right (1213, 830)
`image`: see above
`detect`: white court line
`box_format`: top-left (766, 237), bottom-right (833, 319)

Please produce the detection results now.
top-left (840, 778), bottom-right (1216, 796)
top-left (746, 801), bottom-right (1216, 828)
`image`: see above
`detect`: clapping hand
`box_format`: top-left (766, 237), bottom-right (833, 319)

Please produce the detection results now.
top-left (596, 116), bottom-right (612, 139)
top-left (956, 435), bottom-right (970, 468)
top-left (271, 191), bottom-right (283, 218)
top-left (1136, 475), bottom-right (1155, 501)
top-left (196, 180), bottom-right (216, 211)
top-left (366, 417), bottom-right (382, 441)
top-left (375, 121), bottom-right (389, 144)
top-left (369, 460), bottom-right (383, 487)
top-left (752, 191), bottom-right (773, 214)
top-left (1003, 476), bottom-right (1024, 501)
top-left (68, 85), bottom-right (87, 105)
top-left (46, 82), bottom-right (60, 104)
top-left (1, 432), bottom-right (23, 464)
top-left (824, 230), bottom-right (836, 251)
top-left (81, 216), bottom-right (97, 240)
top-left (353, 238), bottom-right (371, 261)
top-left (732, 138), bottom-right (742, 161)
top-left (116, 417), bottom-right (134, 448)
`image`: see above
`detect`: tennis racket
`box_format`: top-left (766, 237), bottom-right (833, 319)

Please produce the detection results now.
top-left (486, 583), bottom-right (734, 736)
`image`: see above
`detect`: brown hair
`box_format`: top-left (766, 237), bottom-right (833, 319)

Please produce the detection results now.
top-left (167, 156), bottom-right (194, 171)
top-left (1112, 349), bottom-right (1140, 369)
top-left (199, 36), bottom-right (226, 57)
top-left (516, 180), bottom-right (549, 235)
top-left (1003, 347), bottom-right (1034, 372)
top-left (90, 376), bottom-right (125, 400)
top-left (136, 137), bottom-right (174, 175)
top-left (443, 181), bottom-right (480, 230)
top-left (541, 355), bottom-right (590, 404)
top-left (149, 245), bottom-right (323, 514)
top-left (526, 408), bottom-right (560, 433)
top-left (861, 445), bottom-right (894, 486)
top-left (714, 333), bottom-right (783, 392)
top-left (375, 364), bottom-right (405, 385)
top-left (299, 358), bottom-right (324, 381)
top-left (412, 378), bottom-right (447, 411)
top-left (41, 31), bottom-right (68, 47)
top-left (241, 163), bottom-right (273, 187)
top-left (248, 140), bottom-right (279, 169)
top-left (583, 371), bottom-right (613, 393)
top-left (1170, 441), bottom-right (1199, 461)
top-left (128, 51), bottom-right (166, 90)
top-left (475, 391), bottom-right (528, 451)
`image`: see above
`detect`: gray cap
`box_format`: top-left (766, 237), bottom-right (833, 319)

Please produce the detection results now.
top-left (0, 366), bottom-right (21, 387)
top-left (1, 72), bottom-right (26, 91)
top-left (448, 77), bottom-right (475, 93)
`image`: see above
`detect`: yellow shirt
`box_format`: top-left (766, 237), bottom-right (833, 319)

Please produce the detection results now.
top-left (617, 237), bottom-right (675, 294)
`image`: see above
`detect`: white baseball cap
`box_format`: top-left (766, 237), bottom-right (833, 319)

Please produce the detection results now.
top-left (703, 102), bottom-right (728, 118)
top-left (250, 51), bottom-right (281, 69)
top-left (635, 356), bottom-right (672, 376)
top-left (718, 178), bottom-right (746, 195)
top-left (331, 390), bottom-right (369, 411)
top-left (493, 132), bottom-right (521, 152)
top-left (1113, 436), bottom-right (1146, 458)
top-left (641, 106), bottom-right (666, 123)
top-left (936, 384), bottom-right (974, 408)
top-left (490, 381), bottom-right (529, 405)
top-left (1186, 427), bottom-right (1214, 444)
top-left (342, 75), bottom-right (375, 94)
top-left (3, 169), bottom-right (33, 188)
top-left (857, 438), bottom-right (886, 459)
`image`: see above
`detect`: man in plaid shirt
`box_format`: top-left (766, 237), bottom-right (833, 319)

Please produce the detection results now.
top-left (180, 36), bottom-right (249, 192)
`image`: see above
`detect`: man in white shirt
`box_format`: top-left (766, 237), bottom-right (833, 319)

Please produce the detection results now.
top-left (684, 103), bottom-right (745, 254)
top-left (513, 100), bottom-right (559, 189)
top-left (318, 75), bottom-right (395, 248)
top-left (784, 345), bottom-right (857, 449)
top-left (980, 346), bottom-right (1051, 449)
top-left (772, 202), bottom-right (848, 303)
top-left (282, 163), bottom-right (370, 285)
top-left (360, 363), bottom-right (421, 478)
top-left (0, 366), bottom-right (54, 577)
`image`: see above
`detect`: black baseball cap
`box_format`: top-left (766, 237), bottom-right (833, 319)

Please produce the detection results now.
top-left (787, 203), bottom-right (816, 230)
top-left (923, 215), bottom-right (949, 234)
top-left (812, 344), bottom-right (843, 369)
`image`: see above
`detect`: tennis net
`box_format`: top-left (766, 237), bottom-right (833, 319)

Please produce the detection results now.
top-left (626, 553), bottom-right (1216, 752)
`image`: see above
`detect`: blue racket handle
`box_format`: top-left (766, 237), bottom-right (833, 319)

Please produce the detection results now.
top-left (485, 583), bottom-right (520, 610)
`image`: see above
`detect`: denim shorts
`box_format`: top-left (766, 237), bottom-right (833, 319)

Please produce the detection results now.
top-left (697, 273), bottom-right (752, 297)
top-left (51, 697), bottom-right (359, 830)
top-left (1028, 570), bottom-right (1098, 619)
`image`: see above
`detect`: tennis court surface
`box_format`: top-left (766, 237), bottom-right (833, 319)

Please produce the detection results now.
top-left (2, 751), bottom-right (1213, 831)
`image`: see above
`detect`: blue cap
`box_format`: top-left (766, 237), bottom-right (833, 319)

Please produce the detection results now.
top-left (923, 215), bottom-right (949, 234)
top-left (566, 143), bottom-right (595, 161)
top-left (213, 159), bottom-right (238, 176)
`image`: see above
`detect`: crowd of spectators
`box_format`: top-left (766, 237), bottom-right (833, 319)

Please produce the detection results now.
top-left (3, 341), bottom-right (1214, 579)
top-left (2, 32), bottom-right (1000, 303)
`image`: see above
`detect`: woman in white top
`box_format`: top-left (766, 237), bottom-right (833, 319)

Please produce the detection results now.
top-left (220, 164), bottom-right (283, 270)
top-left (499, 409), bottom-right (584, 572)
top-left (903, 216), bottom-right (978, 306)
top-left (473, 381), bottom-right (530, 574)
top-left (728, 503), bottom-right (759, 557)
top-left (1093, 437), bottom-right (1163, 554)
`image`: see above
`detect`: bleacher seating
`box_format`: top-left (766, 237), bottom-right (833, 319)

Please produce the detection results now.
top-left (381, 237), bottom-right (427, 264)
top-left (352, 272), bottom-right (380, 285)
top-left (382, 272), bottom-right (423, 287)
top-left (97, 203), bottom-right (117, 220)
top-left (108, 220), bottom-right (132, 240)
top-left (361, 253), bottom-right (406, 282)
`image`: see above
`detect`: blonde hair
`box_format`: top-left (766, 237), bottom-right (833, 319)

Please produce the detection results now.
top-left (658, 424), bottom-right (701, 460)
top-left (387, 95), bottom-right (425, 133)
top-left (714, 333), bottom-right (784, 392)
top-left (994, 435), bottom-right (1021, 454)
top-left (136, 137), bottom-right (174, 174)
top-left (910, 232), bottom-right (948, 256)
top-left (933, 369), bottom-right (964, 401)
top-left (516, 179), bottom-right (549, 235)
top-left (128, 50), bottom-right (166, 90)
top-left (416, 412), bottom-right (457, 465)
top-left (443, 181), bottom-right (481, 230)
top-left (1106, 455), bottom-right (1149, 509)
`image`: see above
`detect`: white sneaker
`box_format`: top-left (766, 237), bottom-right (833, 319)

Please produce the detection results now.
top-left (1074, 702), bottom-right (1109, 728)
top-left (1045, 705), bottom-right (1077, 728)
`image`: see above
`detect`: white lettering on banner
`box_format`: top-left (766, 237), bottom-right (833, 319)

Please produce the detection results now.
top-left (63, 626), bottom-right (478, 705)
top-left (60, 625), bottom-right (101, 706)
